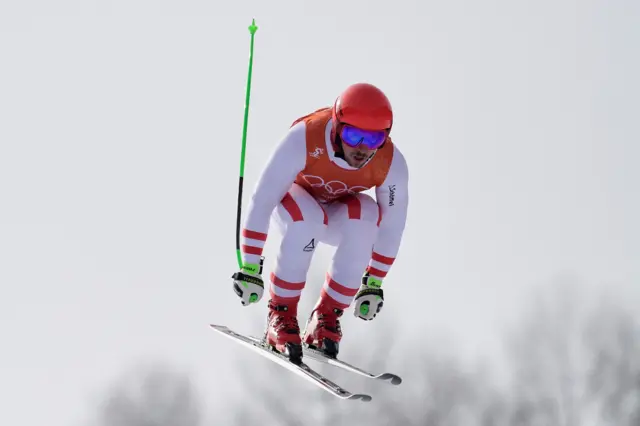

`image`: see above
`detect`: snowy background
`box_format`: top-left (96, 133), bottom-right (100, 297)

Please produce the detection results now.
top-left (1, 1), bottom-right (638, 425)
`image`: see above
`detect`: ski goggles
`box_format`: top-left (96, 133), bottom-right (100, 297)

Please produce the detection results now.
top-left (340, 125), bottom-right (387, 150)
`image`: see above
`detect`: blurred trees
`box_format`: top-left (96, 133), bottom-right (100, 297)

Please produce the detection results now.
top-left (583, 298), bottom-right (640, 426)
top-left (91, 363), bottom-right (203, 426)
top-left (502, 280), bottom-right (640, 426)
top-left (90, 279), bottom-right (640, 426)
top-left (231, 279), bottom-right (640, 426)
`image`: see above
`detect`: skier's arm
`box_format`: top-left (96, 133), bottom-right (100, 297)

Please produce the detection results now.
top-left (240, 122), bottom-right (307, 266)
top-left (367, 147), bottom-right (409, 284)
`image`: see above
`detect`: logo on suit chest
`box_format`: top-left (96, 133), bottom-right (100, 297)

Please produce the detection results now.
top-left (309, 147), bottom-right (324, 159)
top-left (301, 174), bottom-right (369, 203)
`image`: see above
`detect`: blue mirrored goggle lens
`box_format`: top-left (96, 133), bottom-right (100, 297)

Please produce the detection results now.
top-left (340, 125), bottom-right (387, 149)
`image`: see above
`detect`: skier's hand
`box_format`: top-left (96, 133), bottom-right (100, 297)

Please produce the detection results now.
top-left (231, 258), bottom-right (265, 306)
top-left (353, 272), bottom-right (384, 321)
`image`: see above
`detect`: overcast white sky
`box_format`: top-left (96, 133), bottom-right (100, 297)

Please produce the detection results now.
top-left (1, 1), bottom-right (638, 425)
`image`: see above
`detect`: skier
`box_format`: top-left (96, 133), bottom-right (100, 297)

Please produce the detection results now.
top-left (231, 82), bottom-right (409, 363)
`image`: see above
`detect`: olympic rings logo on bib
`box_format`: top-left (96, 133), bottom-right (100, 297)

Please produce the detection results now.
top-left (301, 174), bottom-right (369, 202)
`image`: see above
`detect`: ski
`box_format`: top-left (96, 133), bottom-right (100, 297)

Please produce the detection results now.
top-left (209, 324), bottom-right (372, 402)
top-left (244, 335), bottom-right (402, 385)
top-left (301, 345), bottom-right (403, 385)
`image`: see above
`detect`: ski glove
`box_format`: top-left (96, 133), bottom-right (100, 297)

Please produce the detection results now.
top-left (231, 257), bottom-right (265, 306)
top-left (353, 272), bottom-right (384, 321)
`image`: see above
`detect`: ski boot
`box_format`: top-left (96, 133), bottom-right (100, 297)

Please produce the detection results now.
top-left (302, 299), bottom-right (344, 359)
top-left (264, 299), bottom-right (303, 364)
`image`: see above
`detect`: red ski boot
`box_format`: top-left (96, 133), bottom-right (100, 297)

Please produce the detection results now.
top-left (302, 299), bottom-right (344, 359)
top-left (265, 299), bottom-right (303, 364)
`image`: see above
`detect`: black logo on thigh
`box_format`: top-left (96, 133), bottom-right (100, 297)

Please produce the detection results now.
top-left (303, 238), bottom-right (316, 252)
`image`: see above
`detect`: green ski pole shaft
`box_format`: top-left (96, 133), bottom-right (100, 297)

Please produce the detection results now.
top-left (236, 19), bottom-right (259, 269)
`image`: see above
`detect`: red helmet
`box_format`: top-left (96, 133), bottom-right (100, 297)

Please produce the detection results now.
top-left (332, 83), bottom-right (393, 131)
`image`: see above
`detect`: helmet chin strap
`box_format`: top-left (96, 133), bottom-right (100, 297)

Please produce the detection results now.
top-left (330, 122), bottom-right (346, 160)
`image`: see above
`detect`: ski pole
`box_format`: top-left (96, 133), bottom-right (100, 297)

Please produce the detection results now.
top-left (235, 18), bottom-right (259, 269)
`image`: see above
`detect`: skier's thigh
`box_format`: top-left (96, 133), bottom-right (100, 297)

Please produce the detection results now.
top-left (269, 184), bottom-right (327, 279)
top-left (322, 192), bottom-right (380, 246)
top-left (272, 183), bottom-right (327, 233)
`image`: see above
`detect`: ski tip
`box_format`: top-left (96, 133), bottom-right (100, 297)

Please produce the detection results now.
top-left (377, 373), bottom-right (403, 385)
top-left (348, 394), bottom-right (373, 402)
top-left (209, 324), bottom-right (230, 330)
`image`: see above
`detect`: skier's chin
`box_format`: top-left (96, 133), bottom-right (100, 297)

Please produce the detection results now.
top-left (349, 155), bottom-right (367, 167)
